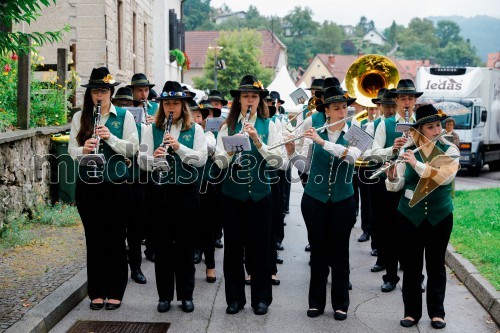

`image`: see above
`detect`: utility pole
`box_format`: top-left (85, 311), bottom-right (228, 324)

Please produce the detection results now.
top-left (208, 46), bottom-right (223, 89)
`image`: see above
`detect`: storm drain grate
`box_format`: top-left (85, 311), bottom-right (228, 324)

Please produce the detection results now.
top-left (67, 320), bottom-right (170, 333)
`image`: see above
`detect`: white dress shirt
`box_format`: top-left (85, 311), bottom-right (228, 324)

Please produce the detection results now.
top-left (371, 114), bottom-right (416, 161)
top-left (68, 104), bottom-right (139, 160)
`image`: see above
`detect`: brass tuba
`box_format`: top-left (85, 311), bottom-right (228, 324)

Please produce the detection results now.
top-left (344, 54), bottom-right (399, 107)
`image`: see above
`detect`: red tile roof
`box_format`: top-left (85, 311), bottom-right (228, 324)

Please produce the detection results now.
top-left (185, 30), bottom-right (286, 69)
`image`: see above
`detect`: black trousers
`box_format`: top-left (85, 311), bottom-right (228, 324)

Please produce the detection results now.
top-left (148, 183), bottom-right (198, 301)
top-left (271, 171), bottom-right (285, 244)
top-left (76, 180), bottom-right (130, 301)
top-left (281, 167), bottom-right (292, 213)
top-left (301, 194), bottom-right (356, 312)
top-left (126, 180), bottom-right (145, 272)
top-left (377, 189), bottom-right (402, 284)
top-left (197, 182), bottom-right (217, 269)
top-left (398, 212), bottom-right (453, 321)
top-left (222, 194), bottom-right (273, 308)
top-left (355, 166), bottom-right (372, 236)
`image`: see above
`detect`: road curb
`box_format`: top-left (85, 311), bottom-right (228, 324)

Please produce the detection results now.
top-left (446, 244), bottom-right (500, 326)
top-left (5, 268), bottom-right (87, 333)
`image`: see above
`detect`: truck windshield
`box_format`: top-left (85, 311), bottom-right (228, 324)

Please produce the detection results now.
top-left (432, 99), bottom-right (473, 130)
top-left (451, 109), bottom-right (473, 130)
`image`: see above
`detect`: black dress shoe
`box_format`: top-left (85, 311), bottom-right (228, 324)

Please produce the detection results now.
top-left (214, 239), bottom-right (223, 249)
top-left (431, 319), bottom-right (446, 329)
top-left (371, 264), bottom-right (386, 273)
top-left (105, 302), bottom-right (121, 310)
top-left (381, 281), bottom-right (397, 292)
top-left (276, 252), bottom-right (283, 264)
top-left (131, 269), bottom-right (147, 284)
top-left (253, 302), bottom-right (268, 315)
top-left (157, 301), bottom-right (171, 313)
top-left (400, 318), bottom-right (417, 327)
top-left (306, 308), bottom-right (324, 318)
top-left (305, 244), bottom-right (311, 252)
top-left (181, 300), bottom-right (194, 313)
top-left (245, 278), bottom-right (251, 285)
top-left (358, 232), bottom-right (370, 242)
top-left (333, 311), bottom-right (347, 320)
top-left (206, 275), bottom-right (216, 283)
top-left (89, 301), bottom-right (104, 310)
top-left (272, 278), bottom-right (280, 286)
top-left (226, 302), bottom-right (244, 314)
top-left (370, 249), bottom-right (378, 256)
top-left (276, 242), bottom-right (284, 251)
top-left (193, 250), bottom-right (202, 264)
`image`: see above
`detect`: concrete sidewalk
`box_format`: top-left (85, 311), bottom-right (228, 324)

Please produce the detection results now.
top-left (10, 180), bottom-right (499, 333)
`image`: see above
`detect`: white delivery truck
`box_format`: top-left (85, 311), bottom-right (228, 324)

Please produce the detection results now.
top-left (416, 67), bottom-right (500, 175)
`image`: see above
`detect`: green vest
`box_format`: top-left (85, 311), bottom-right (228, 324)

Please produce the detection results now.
top-left (311, 112), bottom-right (326, 128)
top-left (221, 117), bottom-right (271, 202)
top-left (384, 116), bottom-right (402, 148)
top-left (78, 108), bottom-right (130, 182)
top-left (398, 141), bottom-right (453, 226)
top-left (151, 124), bottom-right (199, 185)
top-left (373, 117), bottom-right (383, 133)
top-left (305, 129), bottom-right (354, 203)
top-left (148, 102), bottom-right (158, 116)
top-left (127, 122), bottom-right (145, 181)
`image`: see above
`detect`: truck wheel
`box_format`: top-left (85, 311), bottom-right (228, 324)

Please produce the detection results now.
top-left (469, 152), bottom-right (484, 176)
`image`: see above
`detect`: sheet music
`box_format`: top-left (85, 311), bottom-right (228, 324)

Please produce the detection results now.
top-left (222, 135), bottom-right (251, 153)
top-left (124, 107), bottom-right (145, 124)
top-left (395, 122), bottom-right (411, 133)
top-left (205, 117), bottom-right (225, 132)
top-left (289, 88), bottom-right (309, 105)
top-left (343, 125), bottom-right (374, 153)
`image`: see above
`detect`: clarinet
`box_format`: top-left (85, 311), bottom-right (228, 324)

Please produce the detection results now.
top-left (142, 99), bottom-right (149, 124)
top-left (158, 112), bottom-right (174, 178)
top-left (89, 101), bottom-right (102, 177)
top-left (403, 106), bottom-right (410, 138)
top-left (233, 106), bottom-right (251, 167)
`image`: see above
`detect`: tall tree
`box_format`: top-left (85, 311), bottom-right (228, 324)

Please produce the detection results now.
top-left (388, 20), bottom-right (398, 46)
top-left (192, 29), bottom-right (273, 99)
top-left (0, 0), bottom-right (69, 56)
top-left (312, 21), bottom-right (344, 55)
top-left (435, 20), bottom-right (461, 47)
top-left (282, 6), bottom-right (319, 38)
top-left (183, 0), bottom-right (212, 31)
top-left (435, 39), bottom-right (482, 66)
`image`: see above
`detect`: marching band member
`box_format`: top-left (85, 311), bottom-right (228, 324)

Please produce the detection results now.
top-left (128, 73), bottom-right (157, 123)
top-left (370, 79), bottom-right (422, 293)
top-left (285, 86), bottom-right (361, 320)
top-left (139, 81), bottom-right (207, 313)
top-left (213, 74), bottom-right (282, 316)
top-left (384, 104), bottom-right (459, 329)
top-left (69, 67), bottom-right (138, 310)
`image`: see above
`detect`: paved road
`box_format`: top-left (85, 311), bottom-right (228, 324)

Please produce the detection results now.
top-left (455, 167), bottom-right (500, 191)
top-left (50, 179), bottom-right (498, 333)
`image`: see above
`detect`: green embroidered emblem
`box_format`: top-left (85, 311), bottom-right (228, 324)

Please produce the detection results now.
top-left (182, 134), bottom-right (192, 142)
top-left (111, 121), bottom-right (121, 129)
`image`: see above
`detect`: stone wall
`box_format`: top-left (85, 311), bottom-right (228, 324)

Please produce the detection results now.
top-left (0, 126), bottom-right (70, 228)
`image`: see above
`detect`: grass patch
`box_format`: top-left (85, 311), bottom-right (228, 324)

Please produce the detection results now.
top-left (451, 188), bottom-right (500, 290)
top-left (0, 203), bottom-right (81, 253)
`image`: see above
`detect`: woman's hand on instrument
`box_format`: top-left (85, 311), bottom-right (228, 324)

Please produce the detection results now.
top-left (385, 161), bottom-right (397, 181)
top-left (96, 125), bottom-right (111, 140)
top-left (244, 123), bottom-right (259, 141)
top-left (392, 137), bottom-right (408, 154)
top-left (153, 146), bottom-right (166, 158)
top-left (303, 128), bottom-right (324, 146)
top-left (163, 133), bottom-right (180, 151)
top-left (401, 150), bottom-right (417, 168)
top-left (83, 138), bottom-right (98, 154)
top-left (146, 115), bottom-right (155, 124)
top-left (284, 135), bottom-right (296, 155)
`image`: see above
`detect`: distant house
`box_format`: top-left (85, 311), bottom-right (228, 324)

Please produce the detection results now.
top-left (183, 30), bottom-right (287, 86)
top-left (397, 59), bottom-right (434, 78)
top-left (297, 54), bottom-right (414, 88)
top-left (214, 11), bottom-right (246, 24)
top-left (340, 25), bottom-right (355, 36)
top-left (487, 52), bottom-right (500, 68)
top-left (363, 29), bottom-right (387, 46)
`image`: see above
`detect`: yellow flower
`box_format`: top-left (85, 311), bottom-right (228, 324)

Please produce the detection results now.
top-left (343, 92), bottom-right (350, 98)
top-left (253, 80), bottom-right (264, 89)
top-left (437, 109), bottom-right (447, 117)
top-left (198, 104), bottom-right (204, 109)
top-left (102, 74), bottom-right (115, 84)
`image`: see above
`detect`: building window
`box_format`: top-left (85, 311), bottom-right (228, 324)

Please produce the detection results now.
top-left (117, 0), bottom-right (123, 70)
top-left (133, 12), bottom-right (137, 72)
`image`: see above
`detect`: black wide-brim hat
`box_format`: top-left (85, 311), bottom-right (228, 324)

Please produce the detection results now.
top-left (182, 86), bottom-right (197, 98)
top-left (316, 86), bottom-right (356, 112)
top-left (305, 78), bottom-right (325, 91)
top-left (190, 101), bottom-right (210, 119)
top-left (371, 88), bottom-right (387, 104)
top-left (270, 91), bottom-right (285, 105)
top-left (156, 81), bottom-right (193, 101)
top-left (268, 106), bottom-right (277, 117)
top-left (389, 79), bottom-right (423, 97)
top-left (198, 100), bottom-right (221, 118)
top-left (127, 73), bottom-right (155, 89)
top-left (315, 77), bottom-right (341, 98)
top-left (230, 74), bottom-right (269, 98)
top-left (148, 89), bottom-right (158, 101)
top-left (81, 67), bottom-right (121, 88)
top-left (113, 87), bottom-right (138, 102)
top-left (207, 90), bottom-right (228, 106)
top-left (410, 104), bottom-right (449, 128)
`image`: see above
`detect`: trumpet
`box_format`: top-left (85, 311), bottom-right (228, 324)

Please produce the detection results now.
top-left (233, 106), bottom-right (251, 166)
top-left (269, 110), bottom-right (368, 150)
top-left (368, 131), bottom-right (447, 180)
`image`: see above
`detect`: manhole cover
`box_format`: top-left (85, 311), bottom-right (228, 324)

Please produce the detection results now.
top-left (67, 321), bottom-right (170, 333)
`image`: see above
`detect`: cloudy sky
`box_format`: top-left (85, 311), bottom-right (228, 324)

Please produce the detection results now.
top-left (210, 0), bottom-right (500, 29)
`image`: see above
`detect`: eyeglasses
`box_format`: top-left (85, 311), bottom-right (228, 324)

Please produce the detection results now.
top-left (91, 88), bottom-right (110, 95)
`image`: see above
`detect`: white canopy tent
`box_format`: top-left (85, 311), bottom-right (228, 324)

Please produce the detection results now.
top-left (266, 66), bottom-right (309, 115)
